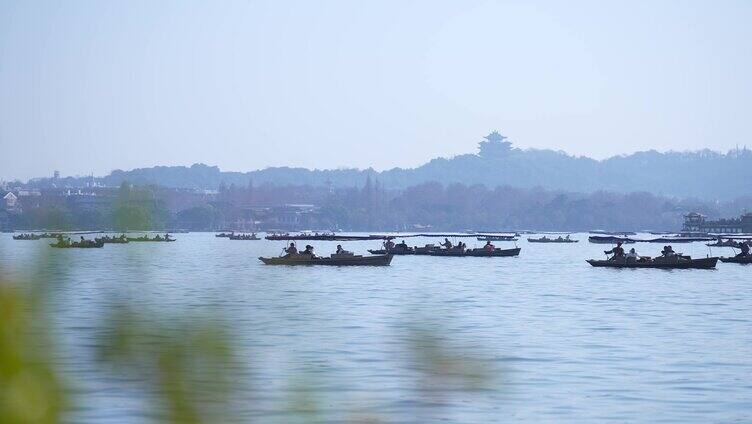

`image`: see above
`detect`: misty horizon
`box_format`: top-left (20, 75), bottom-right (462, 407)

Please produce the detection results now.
top-left (3, 1), bottom-right (752, 180)
top-left (7, 136), bottom-right (752, 182)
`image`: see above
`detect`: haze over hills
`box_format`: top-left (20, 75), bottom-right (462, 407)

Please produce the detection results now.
top-left (18, 132), bottom-right (752, 201)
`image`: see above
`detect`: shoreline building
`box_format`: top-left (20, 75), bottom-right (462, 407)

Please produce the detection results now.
top-left (682, 212), bottom-right (752, 234)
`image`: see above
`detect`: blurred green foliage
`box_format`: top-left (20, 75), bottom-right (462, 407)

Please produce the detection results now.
top-left (0, 284), bottom-right (67, 423)
top-left (1, 240), bottom-right (499, 423)
top-left (96, 305), bottom-right (240, 423)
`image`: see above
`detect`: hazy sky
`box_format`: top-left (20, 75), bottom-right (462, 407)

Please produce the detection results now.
top-left (2, 1), bottom-right (751, 180)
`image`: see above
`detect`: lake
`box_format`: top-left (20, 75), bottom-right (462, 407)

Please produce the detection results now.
top-left (1, 233), bottom-right (750, 422)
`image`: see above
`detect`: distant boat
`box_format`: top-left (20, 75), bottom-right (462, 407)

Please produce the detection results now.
top-left (588, 236), bottom-right (636, 244)
top-left (428, 247), bottom-right (521, 257)
top-left (589, 230), bottom-right (637, 235)
top-left (641, 236), bottom-right (714, 243)
top-left (707, 239), bottom-right (748, 248)
top-left (527, 236), bottom-right (578, 243)
top-left (587, 256), bottom-right (718, 269)
top-left (477, 235), bottom-right (518, 241)
top-left (228, 233), bottom-right (260, 240)
top-left (259, 253), bottom-right (393, 266)
top-left (719, 256), bottom-right (752, 264)
top-left (265, 233), bottom-right (380, 241)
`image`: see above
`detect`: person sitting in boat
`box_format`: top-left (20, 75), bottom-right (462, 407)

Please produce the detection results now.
top-left (626, 248), bottom-right (643, 262)
top-left (337, 244), bottom-right (354, 255)
top-left (302, 245), bottom-right (315, 257)
top-left (457, 241), bottom-right (466, 252)
top-left (441, 238), bottom-right (453, 249)
top-left (661, 245), bottom-right (676, 257)
top-left (604, 242), bottom-right (625, 259)
top-left (397, 240), bottom-right (408, 249)
top-left (284, 242), bottom-right (298, 255)
top-left (484, 241), bottom-right (495, 252)
top-left (737, 241), bottom-right (751, 257)
top-left (384, 239), bottom-right (395, 250)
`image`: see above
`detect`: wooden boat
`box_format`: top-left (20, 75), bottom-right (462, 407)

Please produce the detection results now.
top-left (95, 235), bottom-right (129, 244)
top-left (13, 233), bottom-right (42, 240)
top-left (259, 253), bottom-right (393, 266)
top-left (476, 235), bottom-right (518, 241)
top-left (265, 233), bottom-right (380, 241)
top-left (428, 247), bottom-right (521, 257)
top-left (587, 256), bottom-right (718, 269)
top-left (228, 233), bottom-right (260, 240)
top-left (367, 245), bottom-right (415, 255)
top-left (588, 236), bottom-right (636, 244)
top-left (590, 230), bottom-right (637, 235)
top-left (126, 235), bottom-right (176, 242)
top-left (707, 240), bottom-right (747, 247)
top-left (50, 240), bottom-right (104, 248)
top-left (719, 256), bottom-right (752, 264)
top-left (465, 247), bottom-right (521, 257)
top-left (642, 236), bottom-right (714, 243)
top-left (215, 232), bottom-right (234, 238)
top-left (527, 236), bottom-right (578, 243)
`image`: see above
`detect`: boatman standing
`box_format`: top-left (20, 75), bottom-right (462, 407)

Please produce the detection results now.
top-left (604, 242), bottom-right (625, 260)
top-left (737, 241), bottom-right (750, 257)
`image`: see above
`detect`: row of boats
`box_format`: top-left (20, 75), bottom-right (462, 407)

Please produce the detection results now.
top-left (46, 234), bottom-right (176, 248)
top-left (12, 232), bottom-right (64, 240)
top-left (259, 246), bottom-right (750, 267)
top-left (588, 235), bottom-right (719, 244)
top-left (259, 236), bottom-right (752, 267)
top-left (216, 232), bottom-right (261, 240)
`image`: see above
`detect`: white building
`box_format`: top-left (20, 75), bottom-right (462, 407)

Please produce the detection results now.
top-left (3, 192), bottom-right (18, 209)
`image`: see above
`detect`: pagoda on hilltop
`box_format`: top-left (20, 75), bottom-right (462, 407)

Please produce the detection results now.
top-left (478, 130), bottom-right (513, 158)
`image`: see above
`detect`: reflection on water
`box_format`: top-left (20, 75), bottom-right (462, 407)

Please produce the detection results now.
top-left (1, 233), bottom-right (751, 422)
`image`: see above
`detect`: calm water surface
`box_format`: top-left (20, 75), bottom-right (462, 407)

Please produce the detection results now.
top-left (1, 233), bottom-right (751, 422)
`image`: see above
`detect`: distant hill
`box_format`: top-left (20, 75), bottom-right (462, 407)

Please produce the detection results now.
top-left (25, 132), bottom-right (752, 200)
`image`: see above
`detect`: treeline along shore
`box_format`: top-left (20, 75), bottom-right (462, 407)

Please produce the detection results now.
top-left (11, 131), bottom-right (752, 200)
top-left (2, 179), bottom-right (751, 233)
top-left (3, 133), bottom-right (751, 232)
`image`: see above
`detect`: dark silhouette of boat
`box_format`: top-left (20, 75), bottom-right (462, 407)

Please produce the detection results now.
top-left (527, 236), bottom-right (578, 243)
top-left (259, 253), bottom-right (393, 266)
top-left (642, 236), bottom-right (714, 243)
top-left (126, 234), bottom-right (176, 242)
top-left (707, 239), bottom-right (749, 247)
top-left (476, 235), bottom-right (518, 241)
top-left (95, 235), bottom-right (129, 244)
top-left (428, 247), bottom-right (521, 257)
top-left (719, 256), bottom-right (752, 264)
top-left (587, 256), bottom-right (718, 269)
top-left (588, 236), bottom-right (636, 244)
top-left (50, 239), bottom-right (104, 248)
top-left (13, 233), bottom-right (42, 240)
top-left (228, 233), bottom-right (260, 240)
top-left (590, 230), bottom-right (636, 235)
top-left (215, 232), bottom-right (234, 238)
top-left (265, 233), bottom-right (381, 241)
top-left (367, 245), bottom-right (415, 255)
